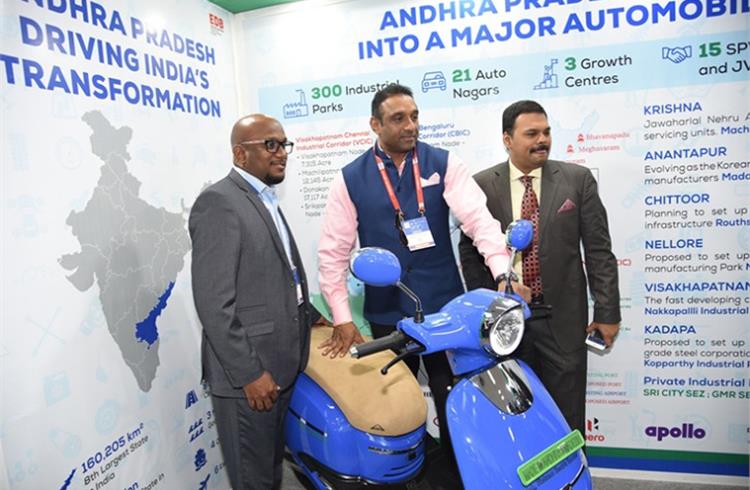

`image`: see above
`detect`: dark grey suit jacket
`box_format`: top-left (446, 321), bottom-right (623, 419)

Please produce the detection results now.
top-left (459, 160), bottom-right (620, 352)
top-left (189, 169), bottom-right (316, 397)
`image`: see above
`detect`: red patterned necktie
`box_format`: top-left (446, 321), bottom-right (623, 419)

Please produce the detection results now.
top-left (520, 175), bottom-right (542, 298)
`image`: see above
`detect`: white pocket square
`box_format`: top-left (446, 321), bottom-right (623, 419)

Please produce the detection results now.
top-left (420, 173), bottom-right (441, 187)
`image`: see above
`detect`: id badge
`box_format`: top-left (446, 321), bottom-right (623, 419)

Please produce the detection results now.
top-left (292, 267), bottom-right (304, 305)
top-left (402, 216), bottom-right (435, 251)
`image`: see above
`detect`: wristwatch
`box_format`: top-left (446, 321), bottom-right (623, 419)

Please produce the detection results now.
top-left (494, 271), bottom-right (518, 287)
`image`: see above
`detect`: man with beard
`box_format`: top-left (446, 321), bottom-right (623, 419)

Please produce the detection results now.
top-left (317, 84), bottom-right (527, 458)
top-left (190, 114), bottom-right (320, 489)
top-left (459, 100), bottom-right (621, 438)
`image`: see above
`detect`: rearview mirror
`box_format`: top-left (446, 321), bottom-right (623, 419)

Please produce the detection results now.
top-left (349, 247), bottom-right (401, 287)
top-left (505, 219), bottom-right (534, 251)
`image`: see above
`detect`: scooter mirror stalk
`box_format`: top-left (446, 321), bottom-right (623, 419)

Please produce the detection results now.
top-left (349, 247), bottom-right (425, 323)
top-left (502, 219), bottom-right (534, 295)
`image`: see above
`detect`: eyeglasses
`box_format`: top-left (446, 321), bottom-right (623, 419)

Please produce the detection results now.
top-left (238, 139), bottom-right (294, 154)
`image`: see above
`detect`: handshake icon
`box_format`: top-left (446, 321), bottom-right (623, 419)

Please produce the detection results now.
top-left (662, 46), bottom-right (692, 64)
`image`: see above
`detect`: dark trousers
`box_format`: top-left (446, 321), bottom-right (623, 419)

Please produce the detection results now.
top-left (211, 388), bottom-right (292, 490)
top-left (514, 307), bottom-right (587, 437)
top-left (370, 322), bottom-right (454, 455)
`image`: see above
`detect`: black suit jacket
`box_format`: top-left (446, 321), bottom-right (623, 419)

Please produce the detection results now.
top-left (190, 169), bottom-right (317, 397)
top-left (459, 160), bottom-right (620, 352)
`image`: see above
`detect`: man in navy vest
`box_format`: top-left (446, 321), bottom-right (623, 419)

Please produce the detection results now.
top-left (317, 83), bottom-right (529, 455)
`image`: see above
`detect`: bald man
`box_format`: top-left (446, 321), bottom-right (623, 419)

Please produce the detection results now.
top-left (190, 115), bottom-right (320, 489)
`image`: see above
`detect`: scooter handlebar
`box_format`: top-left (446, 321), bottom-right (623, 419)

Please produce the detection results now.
top-left (350, 331), bottom-right (408, 359)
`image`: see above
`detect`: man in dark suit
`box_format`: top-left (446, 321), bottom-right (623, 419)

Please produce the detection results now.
top-left (190, 114), bottom-right (320, 489)
top-left (459, 100), bottom-right (620, 437)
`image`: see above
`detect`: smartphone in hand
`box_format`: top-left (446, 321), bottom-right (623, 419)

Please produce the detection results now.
top-left (585, 329), bottom-right (607, 351)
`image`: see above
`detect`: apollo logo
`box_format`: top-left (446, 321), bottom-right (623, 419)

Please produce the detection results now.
top-left (645, 423), bottom-right (706, 442)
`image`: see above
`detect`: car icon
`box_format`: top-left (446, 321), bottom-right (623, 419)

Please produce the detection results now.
top-left (421, 71), bottom-right (447, 92)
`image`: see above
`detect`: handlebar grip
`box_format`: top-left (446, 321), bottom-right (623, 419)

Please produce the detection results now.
top-left (350, 331), bottom-right (408, 359)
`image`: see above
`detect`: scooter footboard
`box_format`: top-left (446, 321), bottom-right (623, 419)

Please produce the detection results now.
top-left (446, 360), bottom-right (592, 489)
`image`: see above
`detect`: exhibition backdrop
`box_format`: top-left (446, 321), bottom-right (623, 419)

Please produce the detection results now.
top-left (234, 0), bottom-right (749, 483)
top-left (1, 0), bottom-right (238, 488)
top-left (0, 0), bottom-right (748, 488)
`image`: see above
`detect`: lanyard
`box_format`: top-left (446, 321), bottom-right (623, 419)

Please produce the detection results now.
top-left (373, 143), bottom-right (425, 217)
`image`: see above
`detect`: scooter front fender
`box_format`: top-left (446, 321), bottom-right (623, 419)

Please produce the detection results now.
top-left (446, 360), bottom-right (592, 489)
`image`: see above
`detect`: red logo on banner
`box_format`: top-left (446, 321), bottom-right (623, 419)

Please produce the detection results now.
top-left (209, 13), bottom-right (224, 33)
top-left (586, 417), bottom-right (606, 442)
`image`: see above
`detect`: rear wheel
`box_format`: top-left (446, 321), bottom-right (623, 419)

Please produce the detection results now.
top-left (284, 451), bottom-right (319, 490)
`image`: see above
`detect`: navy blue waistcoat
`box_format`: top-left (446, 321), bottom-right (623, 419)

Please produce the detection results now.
top-left (342, 141), bottom-right (464, 325)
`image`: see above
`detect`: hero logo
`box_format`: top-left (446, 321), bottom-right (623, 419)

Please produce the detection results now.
top-left (586, 418), bottom-right (605, 442)
top-left (645, 423), bottom-right (706, 442)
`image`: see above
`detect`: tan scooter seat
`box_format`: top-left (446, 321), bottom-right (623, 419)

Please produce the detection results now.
top-left (305, 326), bottom-right (427, 436)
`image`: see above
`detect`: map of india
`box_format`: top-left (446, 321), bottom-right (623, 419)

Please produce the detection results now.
top-left (58, 111), bottom-right (190, 391)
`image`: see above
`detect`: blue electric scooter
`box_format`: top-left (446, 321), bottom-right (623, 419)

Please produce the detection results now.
top-left (285, 220), bottom-right (592, 489)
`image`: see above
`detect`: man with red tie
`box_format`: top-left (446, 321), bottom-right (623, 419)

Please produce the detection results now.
top-left (459, 100), bottom-right (621, 438)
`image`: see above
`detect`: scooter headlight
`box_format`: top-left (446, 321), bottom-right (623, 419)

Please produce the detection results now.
top-left (480, 296), bottom-right (525, 356)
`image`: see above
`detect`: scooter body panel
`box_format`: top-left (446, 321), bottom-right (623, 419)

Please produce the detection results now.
top-left (400, 289), bottom-right (511, 375)
top-left (447, 360), bottom-right (592, 489)
top-left (285, 373), bottom-right (425, 487)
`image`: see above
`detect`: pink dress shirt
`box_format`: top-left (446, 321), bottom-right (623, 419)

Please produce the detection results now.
top-left (318, 150), bottom-right (510, 325)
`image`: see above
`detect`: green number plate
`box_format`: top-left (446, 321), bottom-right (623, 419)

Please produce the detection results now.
top-left (517, 429), bottom-right (584, 486)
